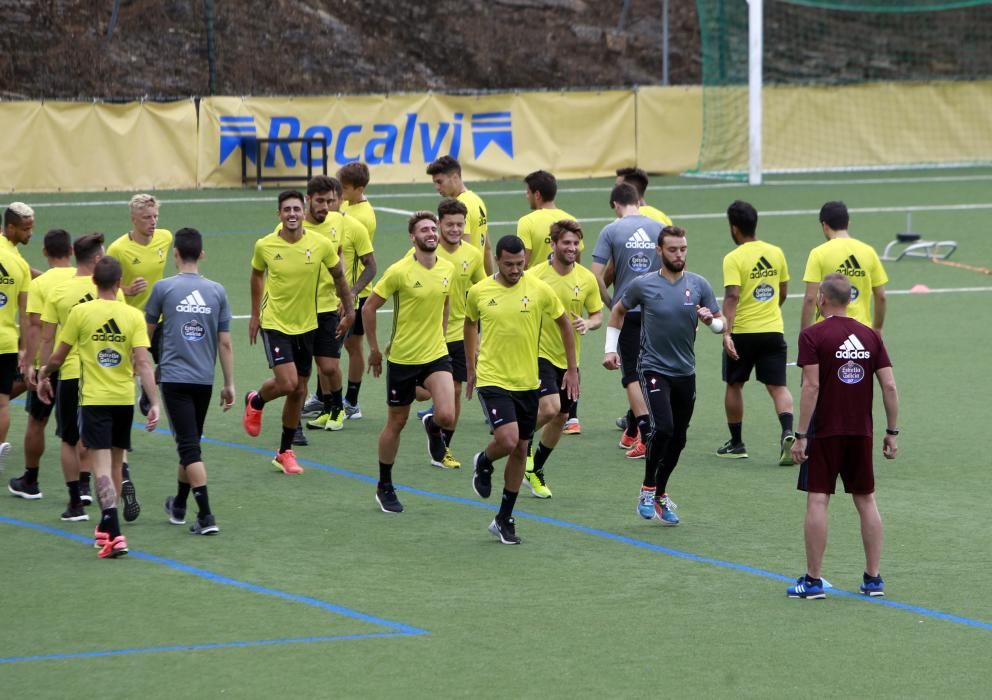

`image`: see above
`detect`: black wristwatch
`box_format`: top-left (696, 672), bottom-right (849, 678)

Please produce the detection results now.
top-left (886, 428), bottom-right (900, 436)
top-left (795, 432), bottom-right (807, 440)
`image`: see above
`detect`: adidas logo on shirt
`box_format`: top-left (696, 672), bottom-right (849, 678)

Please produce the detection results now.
top-left (835, 333), bottom-right (871, 359)
top-left (77, 293), bottom-right (95, 305)
top-left (274, 253), bottom-right (283, 260)
top-left (91, 318), bottom-right (126, 342)
top-left (0, 261), bottom-right (14, 284)
top-left (176, 289), bottom-right (212, 314)
top-left (624, 228), bottom-right (655, 249)
top-left (749, 256), bottom-right (778, 279)
top-left (487, 298), bottom-right (498, 306)
top-left (837, 255), bottom-right (865, 277)
top-left (413, 281), bottom-right (423, 288)
top-left (132, 257), bottom-right (141, 264)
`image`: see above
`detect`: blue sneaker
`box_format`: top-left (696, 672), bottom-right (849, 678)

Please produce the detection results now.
top-left (860, 574), bottom-right (885, 597)
top-left (416, 405), bottom-right (434, 420)
top-left (787, 575), bottom-right (826, 599)
top-left (654, 494), bottom-right (679, 526)
top-left (636, 487), bottom-right (656, 519)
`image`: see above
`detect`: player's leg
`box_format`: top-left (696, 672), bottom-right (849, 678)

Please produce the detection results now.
top-left (473, 387), bottom-right (520, 502)
top-left (843, 435), bottom-right (883, 593)
top-left (619, 313), bottom-right (649, 455)
top-left (308, 311), bottom-right (345, 431)
top-left (421, 365), bottom-right (455, 468)
top-left (787, 434), bottom-right (836, 598)
top-left (489, 391), bottom-right (536, 544)
top-left (525, 360), bottom-right (562, 498)
top-left (755, 333), bottom-right (795, 464)
top-left (803, 492), bottom-right (830, 579)
top-left (718, 334), bottom-right (751, 459)
top-left (7, 380), bottom-right (48, 499)
top-left (374, 362), bottom-right (417, 513)
top-left (83, 406), bottom-right (126, 557)
top-left (343, 297), bottom-right (367, 419)
top-left (636, 372), bottom-right (670, 521)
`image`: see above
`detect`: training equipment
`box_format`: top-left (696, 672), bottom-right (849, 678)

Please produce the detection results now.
top-left (0, 441), bottom-right (10, 475)
top-left (375, 484), bottom-right (404, 513)
top-left (301, 393), bottom-right (323, 417)
top-left (787, 575), bottom-right (826, 600)
top-left (190, 514), bottom-right (220, 535)
top-left (624, 441), bottom-right (646, 460)
top-left (779, 434), bottom-right (796, 467)
top-left (619, 432), bottom-right (638, 449)
top-left (433, 449), bottom-right (461, 470)
top-left (709, 318), bottom-right (724, 334)
top-left (716, 440), bottom-right (748, 459)
top-left (243, 391), bottom-right (263, 437)
top-left (472, 452), bottom-right (493, 499)
top-left (8, 475), bottom-right (42, 499)
top-left (860, 575), bottom-right (886, 597)
top-left (654, 494), bottom-right (680, 526)
top-left (488, 516), bottom-right (521, 545)
top-left (121, 479), bottom-right (141, 522)
top-left (523, 470), bottom-right (552, 499)
top-left (165, 496), bottom-right (186, 525)
top-left (423, 414), bottom-right (447, 466)
top-left (343, 400), bottom-right (363, 420)
top-left (637, 487), bottom-right (656, 520)
top-left (98, 534), bottom-right (129, 559)
top-left (60, 502), bottom-right (89, 522)
top-left (272, 450), bottom-right (304, 475)
top-left (562, 418), bottom-right (582, 435)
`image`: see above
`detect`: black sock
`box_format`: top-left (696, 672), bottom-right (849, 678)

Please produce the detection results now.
top-left (24, 467), bottom-right (40, 483)
top-left (805, 573), bottom-right (822, 585)
top-left (425, 415), bottom-right (443, 438)
top-left (497, 488), bottom-right (518, 519)
top-left (330, 389), bottom-right (343, 412)
top-left (729, 422), bottom-right (743, 444)
top-left (250, 392), bottom-right (266, 410)
top-left (478, 449), bottom-right (493, 470)
top-left (864, 571), bottom-right (882, 582)
top-left (779, 412), bottom-right (794, 435)
top-left (101, 507), bottom-right (121, 538)
top-left (279, 426), bottom-right (295, 453)
top-left (314, 384), bottom-right (324, 401)
top-left (79, 471), bottom-right (91, 486)
top-left (624, 409), bottom-right (637, 438)
top-left (346, 381), bottom-right (361, 405)
top-left (568, 401), bottom-right (578, 421)
top-left (192, 485), bottom-right (211, 518)
top-left (121, 462), bottom-right (131, 481)
top-left (175, 481), bottom-right (191, 509)
top-left (67, 480), bottom-right (81, 505)
top-left (378, 462), bottom-right (393, 486)
top-left (441, 428), bottom-right (454, 447)
top-left (533, 442), bottom-right (554, 471)
top-left (636, 415), bottom-right (651, 443)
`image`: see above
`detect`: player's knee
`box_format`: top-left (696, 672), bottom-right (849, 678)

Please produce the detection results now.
top-left (178, 443), bottom-right (202, 467)
top-left (432, 408), bottom-right (455, 430)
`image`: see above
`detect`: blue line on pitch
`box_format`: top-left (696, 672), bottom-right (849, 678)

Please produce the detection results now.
top-left (0, 632), bottom-right (412, 665)
top-left (0, 515), bottom-right (429, 640)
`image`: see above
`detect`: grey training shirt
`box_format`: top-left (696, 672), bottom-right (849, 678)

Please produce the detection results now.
top-left (591, 214), bottom-right (663, 311)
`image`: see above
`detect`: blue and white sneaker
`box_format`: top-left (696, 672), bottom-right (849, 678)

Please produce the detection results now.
top-left (860, 574), bottom-right (885, 597)
top-left (637, 487), bottom-right (656, 519)
top-left (654, 494), bottom-right (679, 526)
top-left (416, 405), bottom-right (434, 421)
top-left (787, 575), bottom-right (826, 599)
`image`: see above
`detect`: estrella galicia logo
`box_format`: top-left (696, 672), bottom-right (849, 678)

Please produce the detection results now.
top-left (628, 252), bottom-right (650, 272)
top-left (838, 360), bottom-right (865, 384)
top-left (219, 111), bottom-right (514, 167)
top-left (182, 319), bottom-right (206, 342)
top-left (0, 291), bottom-right (6, 308)
top-left (97, 348), bottom-right (122, 367)
top-left (753, 283), bottom-right (775, 302)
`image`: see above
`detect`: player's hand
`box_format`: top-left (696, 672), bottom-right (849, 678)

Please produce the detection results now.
top-left (882, 435), bottom-right (898, 459)
top-left (38, 376), bottom-right (53, 404)
top-left (563, 368), bottom-right (579, 401)
top-left (23, 366), bottom-right (38, 391)
top-left (220, 384), bottom-right (235, 412)
top-left (368, 348), bottom-right (382, 378)
top-left (248, 316), bottom-right (260, 345)
top-left (126, 277), bottom-right (148, 296)
top-left (465, 371), bottom-right (475, 400)
top-left (603, 352), bottom-right (621, 370)
top-left (569, 312), bottom-right (590, 335)
top-left (723, 334), bottom-right (739, 361)
top-left (145, 404), bottom-right (160, 431)
top-left (336, 309), bottom-right (355, 339)
top-left (696, 304), bottom-right (714, 325)
top-left (790, 436), bottom-right (807, 464)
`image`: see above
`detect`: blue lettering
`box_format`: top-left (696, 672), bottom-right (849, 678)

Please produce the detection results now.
top-left (399, 113), bottom-right (416, 164)
top-left (450, 113), bottom-right (462, 160)
top-left (419, 122), bottom-right (451, 163)
top-left (266, 117), bottom-right (300, 168)
top-left (301, 125), bottom-right (332, 167)
top-left (364, 124), bottom-right (398, 165)
top-left (335, 125), bottom-right (362, 164)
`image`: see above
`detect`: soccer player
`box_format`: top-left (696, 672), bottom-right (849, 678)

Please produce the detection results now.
top-left (801, 201), bottom-right (888, 332)
top-left (37, 256), bottom-right (160, 559)
top-left (38, 234), bottom-right (122, 521)
top-left (615, 167), bottom-right (673, 226)
top-left (786, 273), bottom-right (899, 600)
top-left (302, 176), bottom-right (377, 432)
top-left (464, 235), bottom-right (578, 544)
top-left (717, 201), bottom-right (796, 465)
top-left (590, 183), bottom-right (664, 459)
top-left (603, 226), bottom-right (722, 526)
top-left (338, 162), bottom-right (377, 420)
top-left (362, 211), bottom-right (456, 513)
top-left (243, 190), bottom-right (353, 475)
top-left (426, 155), bottom-right (492, 275)
top-left (0, 203), bottom-right (33, 477)
top-left (147, 228), bottom-right (234, 536)
top-left (516, 170), bottom-right (579, 269)
top-left (8, 229), bottom-right (76, 509)
top-left (525, 220), bottom-right (603, 498)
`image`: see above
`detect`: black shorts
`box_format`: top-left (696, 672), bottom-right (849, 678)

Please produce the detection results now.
top-left (79, 404), bottom-right (133, 451)
top-left (26, 371), bottom-right (57, 420)
top-left (347, 297), bottom-right (367, 338)
top-left (0, 352), bottom-right (18, 395)
top-left (262, 328), bottom-right (315, 377)
top-left (447, 340), bottom-right (467, 383)
top-left (386, 356), bottom-right (452, 407)
top-left (55, 377), bottom-right (80, 446)
top-left (477, 386), bottom-right (540, 441)
top-left (618, 311), bottom-right (642, 388)
top-left (798, 435), bottom-right (875, 495)
top-left (314, 311), bottom-right (343, 359)
top-left (161, 382), bottom-right (212, 466)
top-left (537, 357), bottom-right (574, 415)
top-left (723, 332), bottom-right (788, 386)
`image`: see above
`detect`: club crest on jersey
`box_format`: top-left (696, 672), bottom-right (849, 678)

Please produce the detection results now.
top-left (520, 295), bottom-right (530, 312)
top-left (462, 260), bottom-right (470, 272)
top-left (573, 285), bottom-right (581, 298)
top-left (683, 288), bottom-right (694, 305)
top-left (305, 248), bottom-right (313, 264)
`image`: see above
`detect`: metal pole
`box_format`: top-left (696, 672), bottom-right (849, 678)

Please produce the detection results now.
top-left (107, 0), bottom-right (122, 41)
top-left (204, 0), bottom-right (217, 96)
top-left (662, 0), bottom-right (670, 85)
top-left (748, 0), bottom-right (763, 185)
top-left (618, 0), bottom-right (632, 31)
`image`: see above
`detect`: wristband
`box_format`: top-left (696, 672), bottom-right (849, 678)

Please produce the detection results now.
top-left (709, 317), bottom-right (724, 334)
top-left (605, 326), bottom-right (620, 354)
top-left (795, 432), bottom-right (807, 439)
top-left (885, 428), bottom-right (899, 436)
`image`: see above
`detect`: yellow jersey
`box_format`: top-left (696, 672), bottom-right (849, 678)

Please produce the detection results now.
top-left (42, 275), bottom-right (126, 380)
top-left (640, 205), bottom-right (673, 227)
top-left (516, 208), bottom-right (581, 268)
top-left (59, 298), bottom-right (150, 406)
top-left (107, 228), bottom-right (173, 310)
top-left (340, 200), bottom-right (377, 242)
top-left (26, 266), bottom-right (76, 365)
top-left (340, 213), bottom-right (375, 301)
top-left (531, 261), bottom-right (603, 368)
top-left (802, 237), bottom-right (888, 326)
top-left (437, 242), bottom-right (485, 343)
top-left (371, 253), bottom-right (453, 365)
top-left (0, 241), bottom-right (31, 354)
top-left (722, 240), bottom-right (790, 334)
top-left (300, 217), bottom-right (344, 314)
top-left (465, 273), bottom-right (564, 391)
top-left (251, 229), bottom-right (340, 335)
top-left (457, 189), bottom-right (489, 251)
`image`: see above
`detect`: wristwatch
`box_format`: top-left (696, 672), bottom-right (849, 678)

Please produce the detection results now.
top-left (794, 432), bottom-right (807, 440)
top-left (885, 428), bottom-right (900, 436)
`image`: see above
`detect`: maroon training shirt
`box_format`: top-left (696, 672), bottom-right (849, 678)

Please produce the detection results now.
top-left (797, 316), bottom-right (892, 438)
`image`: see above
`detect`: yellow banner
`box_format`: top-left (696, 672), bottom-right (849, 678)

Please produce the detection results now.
top-left (198, 91), bottom-right (637, 187)
top-left (0, 100), bottom-right (197, 192)
top-left (636, 86), bottom-right (704, 174)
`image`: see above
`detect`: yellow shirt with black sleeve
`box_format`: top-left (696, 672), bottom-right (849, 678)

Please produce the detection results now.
top-left (26, 266), bottom-right (76, 365)
top-left (465, 273), bottom-right (565, 391)
top-left (516, 208), bottom-right (582, 268)
top-left (340, 200), bottom-right (377, 243)
top-left (437, 242), bottom-right (485, 343)
top-left (371, 254), bottom-right (453, 365)
top-left (251, 229), bottom-right (339, 336)
top-left (531, 260), bottom-right (603, 368)
top-left (640, 205), bottom-right (673, 227)
top-left (58, 298), bottom-right (150, 406)
top-left (722, 240), bottom-right (790, 334)
top-left (42, 276), bottom-right (126, 380)
top-left (107, 228), bottom-right (173, 310)
top-left (0, 242), bottom-right (30, 354)
top-left (339, 213), bottom-right (375, 301)
top-left (457, 189), bottom-right (489, 251)
top-left (802, 237), bottom-right (888, 326)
